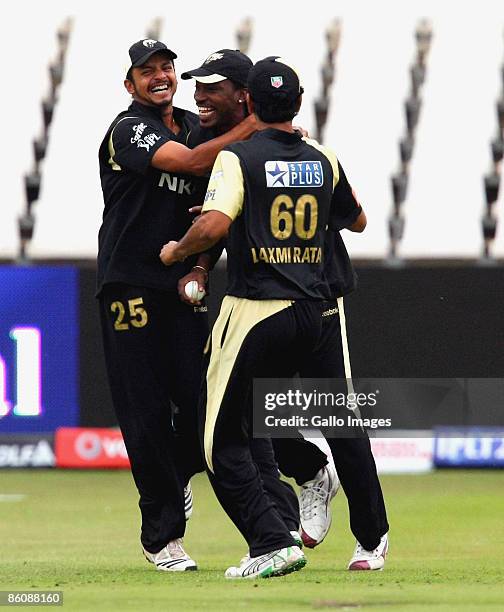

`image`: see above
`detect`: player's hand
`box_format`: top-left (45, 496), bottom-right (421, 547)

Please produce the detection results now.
top-left (177, 269), bottom-right (208, 305)
top-left (242, 113), bottom-right (258, 136)
top-left (293, 125), bottom-right (309, 138)
top-left (160, 241), bottom-right (179, 266)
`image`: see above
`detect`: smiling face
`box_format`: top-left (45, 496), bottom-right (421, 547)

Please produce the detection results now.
top-left (194, 79), bottom-right (247, 134)
top-left (125, 52), bottom-right (177, 108)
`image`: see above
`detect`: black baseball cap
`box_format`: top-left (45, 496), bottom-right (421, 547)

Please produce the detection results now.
top-left (127, 39), bottom-right (177, 74)
top-left (181, 49), bottom-right (252, 87)
top-left (248, 56), bottom-right (304, 104)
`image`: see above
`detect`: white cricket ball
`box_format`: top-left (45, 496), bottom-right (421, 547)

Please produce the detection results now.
top-left (184, 280), bottom-right (206, 302)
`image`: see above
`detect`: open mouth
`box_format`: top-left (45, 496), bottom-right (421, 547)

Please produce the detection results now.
top-left (198, 106), bottom-right (216, 121)
top-left (150, 84), bottom-right (170, 94)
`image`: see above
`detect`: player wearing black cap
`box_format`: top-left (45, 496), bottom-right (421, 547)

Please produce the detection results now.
top-left (180, 48), bottom-right (307, 543)
top-left (181, 51), bottom-right (389, 572)
top-left (159, 55), bottom-right (383, 578)
top-left (97, 39), bottom-right (257, 572)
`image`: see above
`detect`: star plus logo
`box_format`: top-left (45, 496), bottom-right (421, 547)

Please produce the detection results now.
top-left (265, 160), bottom-right (325, 188)
top-left (266, 162), bottom-right (288, 186)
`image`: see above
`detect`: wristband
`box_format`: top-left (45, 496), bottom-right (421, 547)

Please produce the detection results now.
top-left (192, 265), bottom-right (209, 276)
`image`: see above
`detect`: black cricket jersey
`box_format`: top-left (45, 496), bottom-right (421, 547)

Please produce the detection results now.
top-left (202, 128), bottom-right (361, 300)
top-left (185, 123), bottom-right (214, 148)
top-left (97, 100), bottom-right (208, 295)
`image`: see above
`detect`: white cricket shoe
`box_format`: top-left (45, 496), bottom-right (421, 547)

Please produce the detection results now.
top-left (348, 533), bottom-right (389, 571)
top-left (225, 545), bottom-right (306, 579)
top-left (143, 538), bottom-right (197, 571)
top-left (299, 463), bottom-right (339, 548)
top-left (238, 531), bottom-right (303, 567)
top-left (184, 482), bottom-right (193, 521)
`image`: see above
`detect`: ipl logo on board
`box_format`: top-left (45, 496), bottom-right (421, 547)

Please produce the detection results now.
top-left (265, 160), bottom-right (324, 188)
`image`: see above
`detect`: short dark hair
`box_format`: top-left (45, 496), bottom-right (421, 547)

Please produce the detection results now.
top-left (253, 96), bottom-right (300, 123)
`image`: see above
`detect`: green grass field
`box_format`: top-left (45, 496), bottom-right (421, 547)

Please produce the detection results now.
top-left (1, 469), bottom-right (503, 611)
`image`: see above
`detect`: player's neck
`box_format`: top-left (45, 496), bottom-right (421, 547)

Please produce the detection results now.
top-left (161, 105), bottom-right (180, 134)
top-left (256, 119), bottom-right (294, 133)
top-left (214, 107), bottom-right (248, 136)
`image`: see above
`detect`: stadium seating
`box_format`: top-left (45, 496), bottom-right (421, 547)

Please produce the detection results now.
top-left (2, 1), bottom-right (504, 259)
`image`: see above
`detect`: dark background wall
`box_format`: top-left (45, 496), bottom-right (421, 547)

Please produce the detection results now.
top-left (79, 261), bottom-right (504, 427)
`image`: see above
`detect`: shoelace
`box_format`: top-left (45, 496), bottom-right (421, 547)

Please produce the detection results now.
top-left (299, 480), bottom-right (329, 520)
top-left (354, 540), bottom-right (382, 557)
top-left (167, 538), bottom-right (186, 558)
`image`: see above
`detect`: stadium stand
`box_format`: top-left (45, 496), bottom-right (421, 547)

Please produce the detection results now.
top-left (313, 18), bottom-right (342, 144)
top-left (2, 0), bottom-right (503, 260)
top-left (18, 18), bottom-right (73, 263)
top-left (388, 19), bottom-right (433, 261)
top-left (482, 33), bottom-right (504, 259)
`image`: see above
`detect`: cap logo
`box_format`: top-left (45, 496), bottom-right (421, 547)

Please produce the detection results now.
top-left (271, 76), bottom-right (283, 88)
top-left (142, 39), bottom-right (158, 48)
top-left (204, 52), bottom-right (224, 64)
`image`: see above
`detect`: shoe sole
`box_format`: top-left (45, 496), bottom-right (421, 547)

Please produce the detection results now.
top-left (156, 565), bottom-right (198, 574)
top-left (348, 559), bottom-right (384, 571)
top-left (262, 557), bottom-right (307, 578)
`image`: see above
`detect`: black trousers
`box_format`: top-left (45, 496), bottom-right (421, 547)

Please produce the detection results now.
top-left (250, 438), bottom-right (299, 533)
top-left (200, 297), bottom-right (335, 556)
top-left (275, 298), bottom-right (389, 550)
top-left (99, 283), bottom-right (207, 553)
top-left (201, 296), bottom-right (388, 556)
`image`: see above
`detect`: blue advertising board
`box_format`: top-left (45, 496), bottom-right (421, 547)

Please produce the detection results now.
top-left (0, 267), bottom-right (79, 433)
top-left (434, 428), bottom-right (504, 467)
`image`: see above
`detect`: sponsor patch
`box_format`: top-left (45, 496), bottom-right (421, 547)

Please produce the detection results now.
top-left (204, 189), bottom-right (216, 202)
top-left (130, 123), bottom-right (161, 151)
top-left (265, 160), bottom-right (324, 188)
top-left (322, 307), bottom-right (339, 317)
top-left (131, 123), bottom-right (147, 142)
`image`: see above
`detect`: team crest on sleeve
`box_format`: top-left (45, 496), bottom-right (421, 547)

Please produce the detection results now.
top-left (265, 161), bottom-right (324, 188)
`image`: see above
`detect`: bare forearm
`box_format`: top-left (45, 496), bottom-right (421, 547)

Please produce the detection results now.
top-left (171, 220), bottom-right (221, 262)
top-left (185, 117), bottom-right (255, 175)
top-left (195, 253), bottom-right (212, 272)
top-left (161, 211), bottom-right (232, 266)
top-left (152, 116), bottom-right (256, 176)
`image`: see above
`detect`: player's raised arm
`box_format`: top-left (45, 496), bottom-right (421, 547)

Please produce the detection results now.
top-left (151, 114), bottom-right (256, 175)
top-left (160, 149), bottom-right (244, 265)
